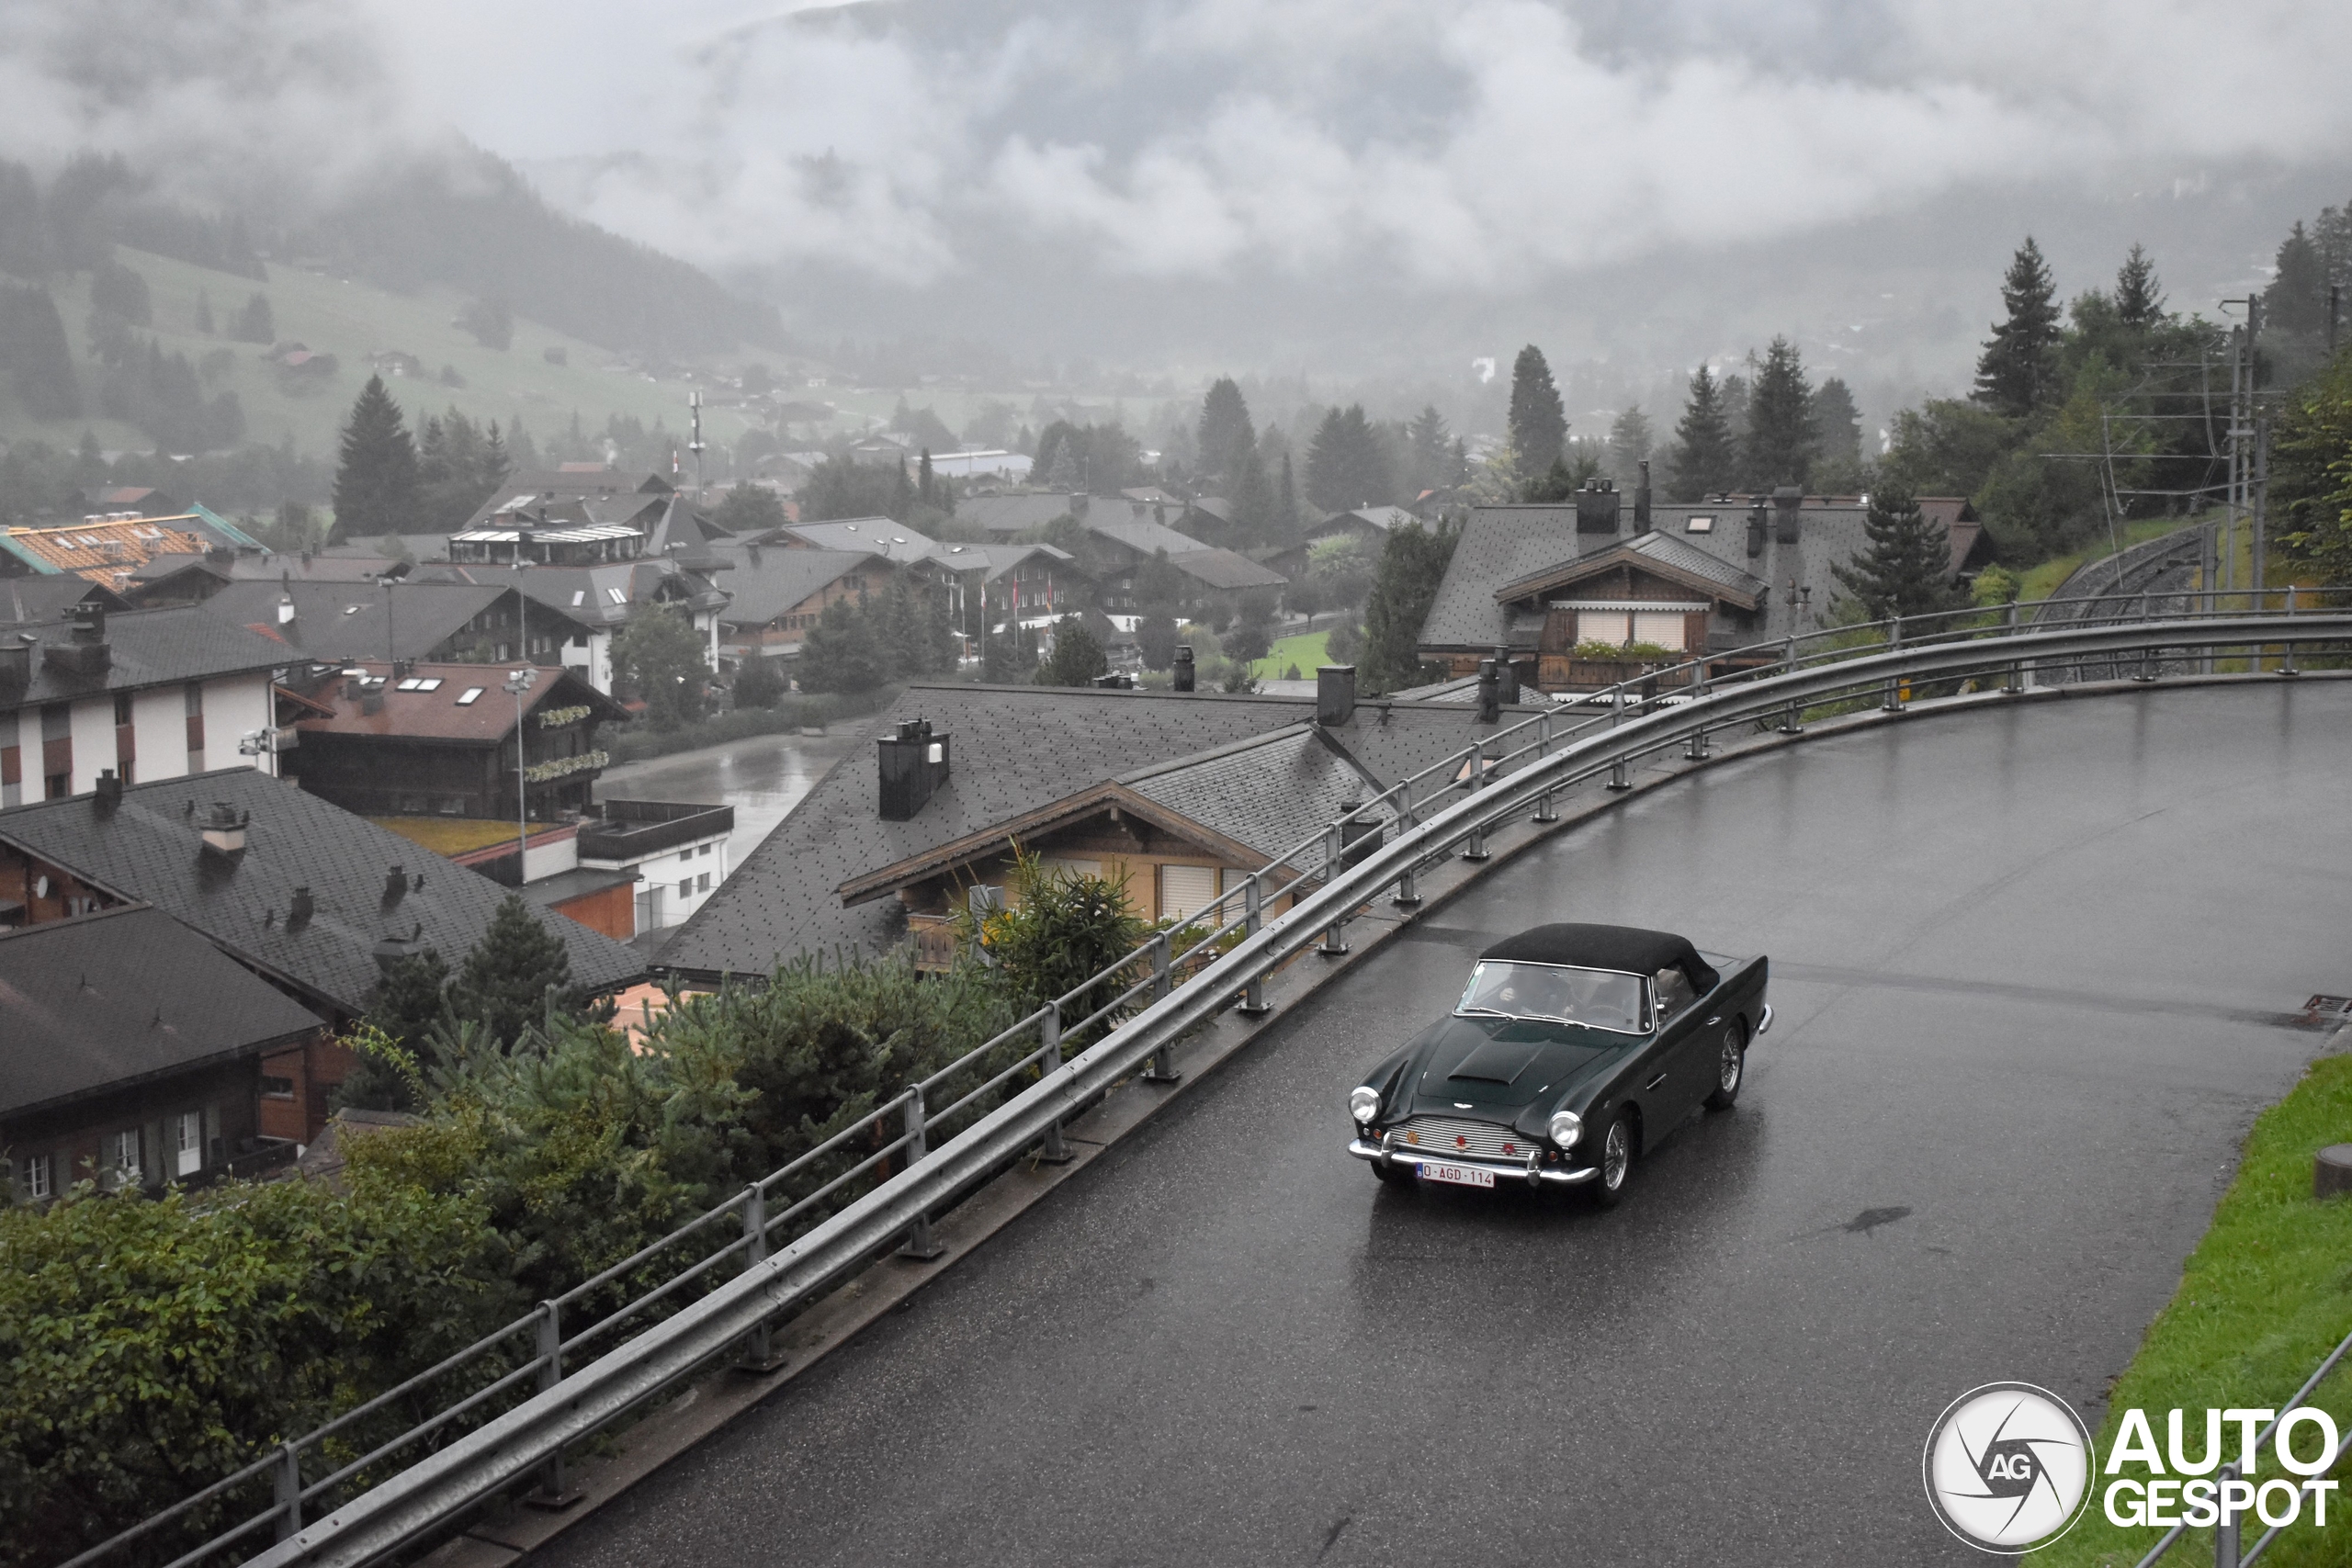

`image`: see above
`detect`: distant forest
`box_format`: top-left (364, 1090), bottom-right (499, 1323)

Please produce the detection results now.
top-left (0, 149), bottom-right (783, 360)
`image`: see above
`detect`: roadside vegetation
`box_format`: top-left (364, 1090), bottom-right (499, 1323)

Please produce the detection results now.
top-left (0, 862), bottom-right (1168, 1567)
top-left (2031, 1049), bottom-right (2352, 1567)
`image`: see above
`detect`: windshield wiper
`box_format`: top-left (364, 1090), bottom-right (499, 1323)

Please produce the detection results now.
top-left (1454, 1006), bottom-right (1512, 1019)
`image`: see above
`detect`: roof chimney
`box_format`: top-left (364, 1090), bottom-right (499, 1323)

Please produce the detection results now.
top-left (384, 864), bottom-right (407, 904)
top-left (1493, 648), bottom-right (1521, 705)
top-left (289, 886), bottom-right (313, 927)
top-left (1316, 664), bottom-right (1356, 727)
top-left (0, 634), bottom-right (30, 687)
top-left (1476, 658), bottom-right (1500, 724)
top-left (277, 594), bottom-right (296, 626)
top-left (1171, 645), bottom-right (1195, 693)
top-left (199, 802), bottom-right (250, 857)
top-left (1772, 486), bottom-right (1804, 544)
top-left (1634, 461), bottom-right (1652, 534)
top-left (95, 768), bottom-right (123, 808)
top-left (1746, 498), bottom-right (1769, 559)
top-left (45, 606), bottom-right (111, 674)
top-left (71, 604), bottom-right (106, 644)
top-left (877, 717), bottom-right (950, 821)
top-left (1575, 479), bottom-right (1619, 536)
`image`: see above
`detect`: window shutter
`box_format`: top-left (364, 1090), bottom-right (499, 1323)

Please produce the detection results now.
top-left (1159, 863), bottom-right (1216, 921)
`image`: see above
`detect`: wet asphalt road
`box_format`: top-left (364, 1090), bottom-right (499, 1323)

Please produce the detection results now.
top-left (542, 682), bottom-right (2352, 1567)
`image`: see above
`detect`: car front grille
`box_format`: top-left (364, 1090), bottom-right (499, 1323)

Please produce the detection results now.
top-left (1390, 1115), bottom-right (1530, 1161)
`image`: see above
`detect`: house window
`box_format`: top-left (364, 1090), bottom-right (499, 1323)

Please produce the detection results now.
top-left (106, 1129), bottom-right (141, 1189)
top-left (175, 1111), bottom-right (203, 1177)
top-left (697, 872), bottom-right (711, 892)
top-left (17, 1152), bottom-right (52, 1201)
top-left (45, 772), bottom-right (68, 800)
top-left (678, 878), bottom-right (694, 900)
top-left (1685, 514), bottom-right (1715, 534)
top-left (1631, 612), bottom-right (1689, 650)
top-left (606, 587), bottom-right (628, 605)
top-left (114, 692), bottom-right (133, 726)
top-left (185, 682), bottom-right (204, 716)
top-left (261, 1075), bottom-right (296, 1100)
top-left (456, 687), bottom-right (484, 705)
top-left (1159, 863), bottom-right (1217, 922)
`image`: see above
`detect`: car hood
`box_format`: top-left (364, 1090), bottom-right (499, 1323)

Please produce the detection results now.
top-left (1401, 1013), bottom-right (1630, 1115)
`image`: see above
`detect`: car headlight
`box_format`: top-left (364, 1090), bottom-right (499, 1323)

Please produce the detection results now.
top-left (1349, 1086), bottom-right (1382, 1125)
top-left (1547, 1110), bottom-right (1583, 1148)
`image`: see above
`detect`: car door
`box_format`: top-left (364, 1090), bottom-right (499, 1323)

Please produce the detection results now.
top-left (1651, 969), bottom-right (1714, 1119)
top-left (1621, 977), bottom-right (1685, 1129)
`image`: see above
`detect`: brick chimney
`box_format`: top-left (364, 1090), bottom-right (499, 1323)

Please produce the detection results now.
top-left (1316, 664), bottom-right (1356, 727)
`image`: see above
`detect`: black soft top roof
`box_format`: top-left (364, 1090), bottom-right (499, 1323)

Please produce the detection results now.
top-left (1479, 922), bottom-right (1720, 992)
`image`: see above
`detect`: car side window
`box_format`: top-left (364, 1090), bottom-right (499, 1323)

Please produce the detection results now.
top-left (1654, 965), bottom-right (1695, 1021)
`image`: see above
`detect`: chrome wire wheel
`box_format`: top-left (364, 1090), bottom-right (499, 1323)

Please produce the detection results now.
top-left (1719, 1037), bottom-right (1743, 1094)
top-left (1601, 1119), bottom-right (1630, 1191)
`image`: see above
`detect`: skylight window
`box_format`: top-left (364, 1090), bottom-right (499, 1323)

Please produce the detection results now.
top-left (395, 677), bottom-right (445, 692)
top-left (605, 587), bottom-right (628, 604)
top-left (456, 687), bottom-right (485, 705)
top-left (1685, 514), bottom-right (1715, 534)
top-left (571, 590), bottom-right (586, 606)
top-left (396, 677), bottom-right (424, 691)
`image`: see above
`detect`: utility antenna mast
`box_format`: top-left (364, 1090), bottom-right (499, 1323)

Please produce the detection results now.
top-left (689, 389), bottom-right (707, 498)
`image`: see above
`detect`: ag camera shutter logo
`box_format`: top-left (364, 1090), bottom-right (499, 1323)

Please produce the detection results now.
top-left (1923, 1382), bottom-right (2094, 1552)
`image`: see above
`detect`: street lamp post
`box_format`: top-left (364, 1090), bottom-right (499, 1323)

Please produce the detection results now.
top-left (504, 666), bottom-right (537, 880)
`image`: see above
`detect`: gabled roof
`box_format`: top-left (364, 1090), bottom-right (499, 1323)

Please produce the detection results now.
top-left (707, 546), bottom-right (886, 626)
top-left (458, 470), bottom-right (674, 532)
top-left (0, 575), bottom-right (129, 626)
top-left (0, 605), bottom-right (287, 712)
top-left (1162, 546), bottom-right (1287, 592)
top-left (655, 684), bottom-right (1507, 980)
top-left (0, 904), bottom-right (322, 1119)
top-left (929, 541), bottom-right (1080, 584)
top-left (956, 492), bottom-right (1087, 536)
top-left (1417, 506), bottom-right (1585, 649)
top-left (412, 560), bottom-right (729, 624)
top-left (780, 517), bottom-right (940, 564)
top-left (1317, 505), bottom-right (1417, 536)
top-left (1494, 530), bottom-right (1766, 611)
top-left (195, 580), bottom-right (507, 663)
top-left (296, 661), bottom-right (624, 745)
top-left (1087, 515), bottom-right (1213, 560)
top-left (0, 769), bottom-right (643, 1015)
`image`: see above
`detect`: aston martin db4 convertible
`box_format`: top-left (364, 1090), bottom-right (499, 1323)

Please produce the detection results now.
top-left (1347, 923), bottom-right (1770, 1206)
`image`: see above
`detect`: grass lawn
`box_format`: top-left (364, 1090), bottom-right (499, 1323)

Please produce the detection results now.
top-left (370, 817), bottom-right (533, 856)
top-left (2030, 1049), bottom-right (2352, 1566)
top-left (1250, 630), bottom-right (1329, 679)
top-left (2017, 515), bottom-right (2207, 604)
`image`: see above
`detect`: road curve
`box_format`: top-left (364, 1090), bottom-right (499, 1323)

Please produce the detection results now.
top-left (540, 681), bottom-right (2352, 1566)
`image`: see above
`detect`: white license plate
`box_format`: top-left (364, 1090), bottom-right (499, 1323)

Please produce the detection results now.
top-left (1418, 1161), bottom-right (1495, 1189)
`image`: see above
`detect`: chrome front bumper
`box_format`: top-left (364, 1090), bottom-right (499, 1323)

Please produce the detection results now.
top-left (1348, 1136), bottom-right (1599, 1185)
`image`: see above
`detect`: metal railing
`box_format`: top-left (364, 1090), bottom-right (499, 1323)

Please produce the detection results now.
top-left (68, 591), bottom-right (2352, 1568)
top-left (2132, 1324), bottom-right (2352, 1567)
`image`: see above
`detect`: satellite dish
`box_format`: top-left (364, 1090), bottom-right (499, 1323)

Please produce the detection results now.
top-left (33, 875), bottom-right (50, 898)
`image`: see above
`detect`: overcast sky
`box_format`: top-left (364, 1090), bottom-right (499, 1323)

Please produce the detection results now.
top-left (6, 0), bottom-right (2350, 410)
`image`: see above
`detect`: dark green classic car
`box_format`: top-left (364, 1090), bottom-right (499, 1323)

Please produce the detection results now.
top-left (1346, 923), bottom-right (1770, 1206)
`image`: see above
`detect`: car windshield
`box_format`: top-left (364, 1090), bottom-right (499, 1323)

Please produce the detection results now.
top-left (1455, 961), bottom-right (1648, 1033)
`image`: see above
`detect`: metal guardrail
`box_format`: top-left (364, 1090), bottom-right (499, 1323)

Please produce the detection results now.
top-left (2132, 1323), bottom-right (2352, 1568)
top-left (72, 592), bottom-right (2352, 1568)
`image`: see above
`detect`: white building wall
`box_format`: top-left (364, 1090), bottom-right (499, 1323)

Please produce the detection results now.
top-left (198, 672), bottom-right (275, 778)
top-left (67, 695), bottom-right (115, 794)
top-left (605, 831), bottom-right (729, 931)
top-left (0, 707), bottom-right (26, 808)
top-left (129, 685), bottom-right (184, 787)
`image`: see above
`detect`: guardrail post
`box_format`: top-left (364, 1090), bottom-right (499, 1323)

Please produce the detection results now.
top-left (1684, 663), bottom-right (1712, 760)
top-left (1460, 749), bottom-right (1490, 861)
top-left (273, 1442), bottom-right (303, 1540)
top-left (2282, 583), bottom-right (2301, 676)
top-left (1882, 615), bottom-right (1905, 711)
top-left (2134, 591), bottom-right (2157, 682)
top-left (1533, 708), bottom-right (1557, 821)
top-left (1036, 1007), bottom-right (1073, 1161)
top-left (1392, 795), bottom-right (1421, 907)
top-left (1778, 637), bottom-right (1803, 733)
top-left (897, 1089), bottom-right (944, 1259)
top-left (736, 1185), bottom-right (785, 1372)
top-left (1143, 934), bottom-right (1181, 1082)
top-left (2215, 1462), bottom-right (2241, 1568)
top-left (1239, 877), bottom-right (1273, 1010)
top-left (1319, 820), bottom-right (1350, 955)
top-left (2003, 601), bottom-right (2025, 694)
top-left (527, 1302), bottom-right (580, 1506)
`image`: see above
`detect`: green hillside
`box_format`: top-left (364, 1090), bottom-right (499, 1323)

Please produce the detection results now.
top-left (6, 247), bottom-right (775, 459)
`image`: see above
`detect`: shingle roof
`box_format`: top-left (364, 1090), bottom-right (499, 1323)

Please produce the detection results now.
top-left (780, 518), bottom-right (939, 564)
top-left (0, 904), bottom-right (323, 1118)
top-left (297, 661), bottom-right (621, 745)
top-left (194, 580), bottom-right (506, 663)
top-left (460, 470), bottom-right (673, 532)
top-left (1165, 546), bottom-right (1287, 592)
top-left (1124, 728), bottom-right (1384, 862)
top-left (1492, 529), bottom-right (1767, 608)
top-left (0, 605), bottom-right (287, 713)
top-left (421, 560), bottom-right (729, 625)
top-left (1317, 505), bottom-right (1418, 536)
top-left (1088, 515), bottom-right (1215, 560)
top-left (654, 685), bottom-right (1498, 979)
top-left (1419, 506), bottom-right (1586, 649)
top-left (0, 769), bottom-right (643, 1015)
top-left (707, 547), bottom-right (885, 627)
top-left (930, 542), bottom-right (1080, 584)
top-left (0, 575), bottom-right (126, 626)
top-left (956, 493), bottom-right (1086, 536)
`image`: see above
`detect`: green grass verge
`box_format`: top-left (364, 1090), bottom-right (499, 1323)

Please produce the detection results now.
top-left (2030, 1048), bottom-right (2352, 1566)
top-left (1250, 629), bottom-right (1329, 679)
top-left (2017, 515), bottom-right (2205, 605)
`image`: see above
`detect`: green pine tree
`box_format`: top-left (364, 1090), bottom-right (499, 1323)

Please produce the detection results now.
top-left (1275, 451), bottom-right (1301, 540)
top-left (1828, 482), bottom-right (1962, 620)
top-left (1506, 344), bottom-right (1567, 482)
top-left (1744, 336), bottom-right (1815, 490)
top-left (799, 597), bottom-right (888, 693)
top-left (1196, 378), bottom-right (1255, 482)
top-left (713, 481), bottom-right (786, 534)
top-left (607, 602), bottom-right (709, 729)
top-left (1974, 238), bottom-right (2063, 420)
top-left (450, 895), bottom-right (577, 1051)
top-left (2114, 243), bottom-right (2165, 329)
top-left (334, 949), bottom-right (454, 1111)
top-left (1359, 518), bottom-right (1458, 693)
top-left (1669, 367), bottom-right (1737, 500)
top-left (331, 375), bottom-right (421, 544)
top-left (1035, 615), bottom-right (1108, 686)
